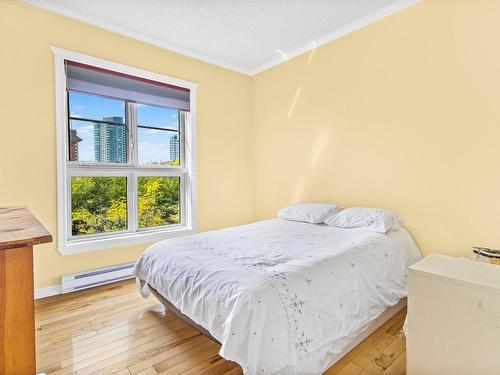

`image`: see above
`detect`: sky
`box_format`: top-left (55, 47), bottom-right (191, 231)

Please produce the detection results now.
top-left (69, 91), bottom-right (179, 164)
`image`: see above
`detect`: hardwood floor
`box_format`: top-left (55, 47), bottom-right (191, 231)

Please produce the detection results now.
top-left (35, 280), bottom-right (406, 375)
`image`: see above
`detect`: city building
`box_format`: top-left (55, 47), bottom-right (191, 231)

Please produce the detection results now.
top-left (170, 134), bottom-right (179, 162)
top-left (94, 116), bottom-right (127, 163)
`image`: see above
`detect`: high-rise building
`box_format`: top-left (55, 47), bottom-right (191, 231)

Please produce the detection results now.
top-left (170, 134), bottom-right (179, 162)
top-left (94, 117), bottom-right (127, 163)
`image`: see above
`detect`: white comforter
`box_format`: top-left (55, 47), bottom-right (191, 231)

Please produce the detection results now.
top-left (133, 219), bottom-right (421, 374)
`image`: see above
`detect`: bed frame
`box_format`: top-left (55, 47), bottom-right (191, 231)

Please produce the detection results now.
top-left (149, 284), bottom-right (406, 367)
top-left (149, 286), bottom-right (221, 344)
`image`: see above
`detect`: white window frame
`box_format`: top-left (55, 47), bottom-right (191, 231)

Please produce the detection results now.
top-left (51, 46), bottom-right (198, 255)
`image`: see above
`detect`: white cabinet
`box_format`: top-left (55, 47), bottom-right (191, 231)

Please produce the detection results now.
top-left (407, 254), bottom-right (500, 375)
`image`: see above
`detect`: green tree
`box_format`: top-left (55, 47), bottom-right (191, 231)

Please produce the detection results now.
top-left (138, 177), bottom-right (179, 228)
top-left (71, 176), bottom-right (179, 235)
top-left (71, 177), bottom-right (127, 235)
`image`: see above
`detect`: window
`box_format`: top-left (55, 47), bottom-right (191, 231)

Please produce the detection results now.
top-left (53, 48), bottom-right (197, 255)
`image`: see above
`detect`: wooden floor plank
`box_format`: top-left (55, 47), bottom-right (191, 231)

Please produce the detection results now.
top-left (381, 351), bottom-right (406, 375)
top-left (35, 280), bottom-right (408, 375)
top-left (134, 368), bottom-right (158, 375)
top-left (128, 335), bottom-right (208, 374)
top-left (351, 333), bottom-right (396, 369)
top-left (198, 358), bottom-right (240, 375)
top-left (156, 346), bottom-right (221, 375)
top-left (364, 335), bottom-right (406, 375)
top-left (336, 362), bottom-right (364, 375)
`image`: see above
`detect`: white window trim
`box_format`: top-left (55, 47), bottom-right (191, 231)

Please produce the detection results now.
top-left (51, 46), bottom-right (198, 255)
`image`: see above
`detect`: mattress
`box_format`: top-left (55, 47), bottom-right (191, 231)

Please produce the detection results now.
top-left (133, 218), bottom-right (421, 374)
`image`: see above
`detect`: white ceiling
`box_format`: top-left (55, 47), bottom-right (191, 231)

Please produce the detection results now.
top-left (23, 0), bottom-right (418, 75)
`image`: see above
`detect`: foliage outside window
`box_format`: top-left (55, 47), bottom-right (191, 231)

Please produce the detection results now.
top-left (138, 177), bottom-right (180, 228)
top-left (71, 176), bottom-right (128, 235)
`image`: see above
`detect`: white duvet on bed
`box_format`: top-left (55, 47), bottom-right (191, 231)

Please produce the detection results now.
top-left (133, 219), bottom-right (421, 375)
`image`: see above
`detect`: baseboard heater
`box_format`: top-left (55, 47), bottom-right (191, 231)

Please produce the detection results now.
top-left (61, 262), bottom-right (135, 294)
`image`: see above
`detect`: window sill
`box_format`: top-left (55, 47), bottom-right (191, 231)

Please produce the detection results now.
top-left (57, 226), bottom-right (195, 256)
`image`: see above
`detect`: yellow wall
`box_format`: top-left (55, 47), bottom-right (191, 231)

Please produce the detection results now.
top-left (251, 0), bottom-right (500, 257)
top-left (0, 1), bottom-right (254, 288)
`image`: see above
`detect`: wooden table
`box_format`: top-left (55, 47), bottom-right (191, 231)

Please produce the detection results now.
top-left (0, 207), bottom-right (52, 375)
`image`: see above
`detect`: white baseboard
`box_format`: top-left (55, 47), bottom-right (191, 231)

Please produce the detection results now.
top-left (35, 284), bottom-right (62, 299)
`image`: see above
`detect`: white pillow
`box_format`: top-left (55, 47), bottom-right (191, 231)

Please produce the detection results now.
top-left (277, 203), bottom-right (342, 224)
top-left (324, 207), bottom-right (402, 233)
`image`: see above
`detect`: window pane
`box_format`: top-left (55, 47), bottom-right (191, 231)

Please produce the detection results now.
top-left (71, 177), bottom-right (127, 236)
top-left (138, 177), bottom-right (180, 228)
top-left (137, 128), bottom-right (180, 166)
top-left (69, 120), bottom-right (127, 163)
top-left (137, 103), bottom-right (179, 130)
top-left (68, 91), bottom-right (125, 122)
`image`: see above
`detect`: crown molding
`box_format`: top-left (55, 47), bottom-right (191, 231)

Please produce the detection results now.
top-left (249, 0), bottom-right (420, 75)
top-left (21, 0), bottom-right (419, 77)
top-left (20, 0), bottom-right (253, 75)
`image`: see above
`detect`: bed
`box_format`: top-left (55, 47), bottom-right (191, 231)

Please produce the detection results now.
top-left (133, 218), bottom-right (421, 374)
